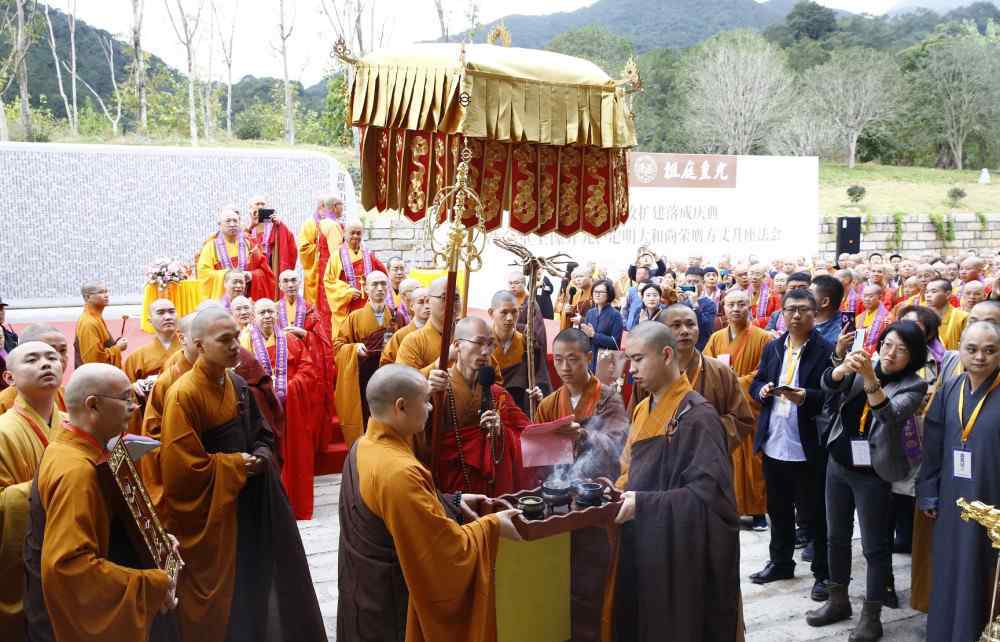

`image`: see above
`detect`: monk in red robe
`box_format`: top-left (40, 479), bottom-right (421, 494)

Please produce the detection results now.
top-left (246, 197), bottom-right (297, 299)
top-left (74, 281), bottom-right (127, 368)
top-left (427, 317), bottom-right (534, 496)
top-left (196, 208), bottom-right (274, 302)
top-left (0, 325), bottom-right (68, 414)
top-left (159, 307), bottom-right (325, 642)
top-left (22, 363), bottom-right (181, 642)
top-left (298, 194), bottom-right (344, 343)
top-left (124, 299), bottom-right (180, 436)
top-left (323, 220), bottom-right (388, 338)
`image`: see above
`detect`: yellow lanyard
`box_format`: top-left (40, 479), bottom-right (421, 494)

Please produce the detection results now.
top-left (957, 373), bottom-right (1000, 445)
top-left (782, 344), bottom-right (803, 386)
top-left (858, 403), bottom-right (872, 435)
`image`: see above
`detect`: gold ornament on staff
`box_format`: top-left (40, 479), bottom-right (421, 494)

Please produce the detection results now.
top-left (493, 237), bottom-right (574, 417)
top-left (956, 498), bottom-right (1000, 642)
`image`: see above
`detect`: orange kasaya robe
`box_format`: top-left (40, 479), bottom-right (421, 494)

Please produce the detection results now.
top-left (381, 320), bottom-right (421, 367)
top-left (298, 213), bottom-right (344, 341)
top-left (0, 396), bottom-right (63, 642)
top-left (892, 292), bottom-right (925, 318)
top-left (395, 322), bottom-right (445, 372)
top-left (435, 366), bottom-right (535, 496)
top-left (557, 285), bottom-right (592, 331)
top-left (123, 335), bottom-right (180, 436)
top-left (0, 386), bottom-right (65, 415)
top-left (32, 427), bottom-right (171, 642)
top-left (240, 329), bottom-right (318, 520)
top-left (322, 242), bottom-right (388, 339)
top-left (337, 418), bottom-right (500, 642)
top-left (279, 297), bottom-right (336, 450)
top-left (196, 232), bottom-right (275, 302)
top-left (158, 359), bottom-right (251, 642)
top-left (138, 349), bottom-right (193, 514)
top-left (247, 220), bottom-right (298, 298)
top-left (938, 305), bottom-right (969, 351)
top-left (616, 375), bottom-right (694, 489)
top-left (334, 305), bottom-right (395, 449)
top-left (74, 306), bottom-right (124, 368)
top-left (704, 324), bottom-right (773, 516)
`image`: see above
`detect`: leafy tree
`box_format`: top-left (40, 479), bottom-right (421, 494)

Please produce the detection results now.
top-left (944, 2), bottom-right (1000, 35)
top-left (633, 47), bottom-right (686, 152)
top-left (784, 38), bottom-right (831, 72)
top-left (786, 1), bottom-right (837, 41)
top-left (543, 25), bottom-right (634, 77)
top-left (319, 74), bottom-right (351, 146)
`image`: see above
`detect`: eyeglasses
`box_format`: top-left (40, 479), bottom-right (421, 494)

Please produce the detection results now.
top-left (92, 392), bottom-right (140, 409)
top-left (430, 294), bottom-right (461, 303)
top-left (458, 337), bottom-right (497, 351)
top-left (782, 305), bottom-right (815, 316)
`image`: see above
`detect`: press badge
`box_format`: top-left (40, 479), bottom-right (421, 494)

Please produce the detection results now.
top-left (851, 440), bottom-right (872, 467)
top-left (954, 450), bottom-right (972, 479)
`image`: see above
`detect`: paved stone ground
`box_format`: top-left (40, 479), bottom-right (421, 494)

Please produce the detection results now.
top-left (300, 474), bottom-right (927, 641)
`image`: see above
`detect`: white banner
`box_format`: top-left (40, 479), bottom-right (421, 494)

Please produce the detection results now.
top-left (468, 152), bottom-right (818, 309)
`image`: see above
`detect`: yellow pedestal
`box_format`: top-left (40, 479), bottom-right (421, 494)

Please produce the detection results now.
top-left (140, 281), bottom-right (204, 333)
top-left (495, 533), bottom-right (571, 642)
top-left (408, 268), bottom-right (466, 294)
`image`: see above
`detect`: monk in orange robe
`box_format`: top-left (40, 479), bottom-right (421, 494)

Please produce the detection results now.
top-left (246, 196), bottom-right (297, 299)
top-left (337, 364), bottom-right (521, 642)
top-left (556, 267), bottom-right (593, 331)
top-left (334, 271), bottom-right (398, 448)
top-left (0, 343), bottom-right (64, 642)
top-left (855, 284), bottom-right (892, 356)
top-left (0, 325), bottom-right (68, 414)
top-left (242, 298), bottom-right (318, 519)
top-left (704, 289), bottom-right (773, 523)
top-left (490, 290), bottom-right (550, 413)
top-left (382, 286), bottom-right (430, 367)
top-left (298, 194), bottom-right (344, 342)
top-left (158, 307), bottom-right (325, 642)
top-left (277, 270), bottom-right (335, 449)
top-left (428, 317), bottom-right (535, 496)
top-left (124, 299), bottom-right (180, 436)
top-left (927, 278), bottom-right (968, 350)
top-left (22, 363), bottom-right (179, 642)
top-left (196, 208), bottom-right (275, 302)
top-left (322, 220), bottom-right (388, 338)
top-left (396, 277), bottom-right (460, 372)
top-left (74, 281), bottom-right (127, 368)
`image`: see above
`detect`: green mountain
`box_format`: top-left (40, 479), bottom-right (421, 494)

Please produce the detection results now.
top-left (888, 0), bottom-right (999, 15)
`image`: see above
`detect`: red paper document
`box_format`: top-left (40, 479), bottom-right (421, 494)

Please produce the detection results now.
top-left (520, 415), bottom-right (575, 467)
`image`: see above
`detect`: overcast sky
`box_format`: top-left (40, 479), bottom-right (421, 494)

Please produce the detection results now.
top-left (67, 0), bottom-right (898, 86)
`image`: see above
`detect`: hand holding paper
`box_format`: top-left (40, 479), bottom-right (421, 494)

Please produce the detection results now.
top-left (520, 415), bottom-right (576, 467)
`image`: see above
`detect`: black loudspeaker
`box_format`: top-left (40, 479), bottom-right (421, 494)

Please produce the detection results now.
top-left (836, 216), bottom-right (861, 259)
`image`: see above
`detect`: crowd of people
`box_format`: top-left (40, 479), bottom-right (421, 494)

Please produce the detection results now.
top-left (0, 193), bottom-right (999, 642)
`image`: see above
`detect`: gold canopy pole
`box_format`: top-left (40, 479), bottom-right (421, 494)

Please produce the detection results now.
top-left (956, 498), bottom-right (1000, 642)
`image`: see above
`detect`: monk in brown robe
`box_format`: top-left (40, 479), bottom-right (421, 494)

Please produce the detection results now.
top-left (337, 364), bottom-right (521, 642)
top-left (427, 317), bottom-right (535, 496)
top-left (334, 270), bottom-right (397, 447)
top-left (74, 281), bottom-right (127, 368)
top-left (381, 286), bottom-right (430, 366)
top-left (556, 267), bottom-right (593, 331)
top-left (22, 363), bottom-right (180, 642)
top-left (615, 322), bottom-right (742, 642)
top-left (704, 289), bottom-right (773, 526)
top-left (125, 299), bottom-right (180, 436)
top-left (0, 325), bottom-right (68, 414)
top-left (0, 343), bottom-right (64, 642)
top-left (158, 307), bottom-right (325, 642)
top-left (489, 290), bottom-right (550, 413)
top-left (396, 277), bottom-right (461, 372)
top-left (507, 270), bottom-right (549, 381)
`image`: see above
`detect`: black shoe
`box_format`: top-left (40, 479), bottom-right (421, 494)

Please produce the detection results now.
top-left (811, 578), bottom-right (830, 602)
top-left (801, 541), bottom-right (815, 562)
top-left (884, 574), bottom-right (899, 609)
top-left (751, 515), bottom-right (768, 531)
top-left (750, 560), bottom-right (795, 584)
top-left (795, 529), bottom-right (810, 549)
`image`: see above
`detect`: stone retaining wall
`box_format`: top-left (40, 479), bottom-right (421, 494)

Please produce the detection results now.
top-left (818, 213), bottom-right (1000, 259)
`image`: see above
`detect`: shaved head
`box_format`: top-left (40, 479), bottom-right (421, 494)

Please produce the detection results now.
top-left (399, 278), bottom-right (421, 296)
top-left (367, 364), bottom-right (428, 416)
top-left (192, 306), bottom-right (237, 340)
top-left (177, 312), bottom-right (196, 337)
top-left (344, 220), bottom-right (364, 233)
top-left (80, 280), bottom-right (105, 299)
top-left (5, 342), bottom-right (63, 396)
top-left (454, 315), bottom-right (490, 339)
top-left (279, 269), bottom-right (297, 281)
top-left (253, 298), bottom-right (277, 314)
top-left (428, 277), bottom-right (448, 297)
top-left (65, 363), bottom-right (129, 410)
top-left (6, 341), bottom-right (59, 371)
top-left (366, 270), bottom-right (388, 285)
top-left (969, 300), bottom-right (1000, 326)
top-left (629, 320), bottom-right (677, 354)
top-left (19, 324), bottom-right (63, 344)
top-left (553, 328), bottom-right (591, 353)
top-left (490, 290), bottom-right (517, 309)
top-left (724, 289), bottom-right (750, 305)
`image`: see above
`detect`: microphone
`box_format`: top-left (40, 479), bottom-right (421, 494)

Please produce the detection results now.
top-left (568, 285), bottom-right (577, 300)
top-left (478, 365), bottom-right (495, 415)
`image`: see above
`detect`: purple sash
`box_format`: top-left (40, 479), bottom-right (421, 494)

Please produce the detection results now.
top-left (214, 231), bottom-right (248, 271)
top-left (277, 296), bottom-right (307, 330)
top-left (251, 222), bottom-right (275, 260)
top-left (755, 282), bottom-right (770, 319)
top-left (250, 326), bottom-right (288, 403)
top-left (862, 305), bottom-right (889, 352)
top-left (340, 245), bottom-right (373, 289)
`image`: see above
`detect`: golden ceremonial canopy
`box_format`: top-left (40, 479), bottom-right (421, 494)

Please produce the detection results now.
top-left (338, 42), bottom-right (640, 237)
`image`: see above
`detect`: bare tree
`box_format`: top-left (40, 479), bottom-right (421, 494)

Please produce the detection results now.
top-left (915, 36), bottom-right (997, 171)
top-left (276, 0), bottom-right (295, 144)
top-left (13, 0), bottom-right (36, 140)
top-left (213, 0), bottom-right (238, 136)
top-left (201, 4), bottom-right (215, 140)
top-left (130, 0), bottom-right (147, 133)
top-left (165, 0), bottom-right (206, 145)
top-left (319, 0), bottom-right (392, 59)
top-left (94, 36), bottom-right (124, 135)
top-left (0, 2), bottom-right (25, 140)
top-left (681, 30), bottom-right (793, 155)
top-left (43, 2), bottom-right (76, 134)
top-left (803, 48), bottom-right (901, 169)
top-left (767, 89), bottom-right (838, 157)
top-left (66, 0), bottom-right (77, 134)
top-left (432, 0), bottom-right (448, 42)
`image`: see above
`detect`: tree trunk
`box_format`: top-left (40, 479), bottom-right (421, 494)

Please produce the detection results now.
top-left (848, 131), bottom-right (858, 169)
top-left (15, 0), bottom-right (32, 140)
top-left (0, 96), bottom-right (9, 142)
top-left (44, 5), bottom-right (74, 134)
top-left (133, 0), bottom-right (147, 134)
top-left (69, 8), bottom-right (78, 133)
top-left (187, 52), bottom-right (198, 145)
top-left (953, 138), bottom-right (964, 171)
top-left (226, 73), bottom-right (233, 136)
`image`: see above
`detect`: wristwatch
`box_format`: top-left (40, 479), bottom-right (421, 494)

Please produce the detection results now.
top-left (863, 380), bottom-right (881, 395)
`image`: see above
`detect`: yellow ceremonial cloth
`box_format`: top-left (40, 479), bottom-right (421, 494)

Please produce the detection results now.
top-left (75, 306), bottom-right (124, 368)
top-left (196, 237), bottom-right (232, 301)
top-left (124, 337), bottom-right (180, 436)
top-left (334, 306), bottom-right (393, 447)
top-left (616, 376), bottom-right (693, 489)
top-left (939, 305), bottom-right (968, 351)
top-left (358, 418), bottom-right (501, 641)
top-left (37, 428), bottom-right (170, 642)
top-left (0, 396), bottom-right (63, 642)
top-left (381, 321), bottom-right (420, 367)
top-left (408, 268), bottom-right (466, 292)
top-left (298, 217), bottom-right (344, 307)
top-left (704, 324), bottom-right (773, 516)
top-left (140, 281), bottom-right (203, 333)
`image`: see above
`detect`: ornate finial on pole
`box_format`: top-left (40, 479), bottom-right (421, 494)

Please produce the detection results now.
top-left (332, 36), bottom-right (359, 66)
top-left (956, 498), bottom-right (1000, 641)
top-left (486, 22), bottom-right (512, 47)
